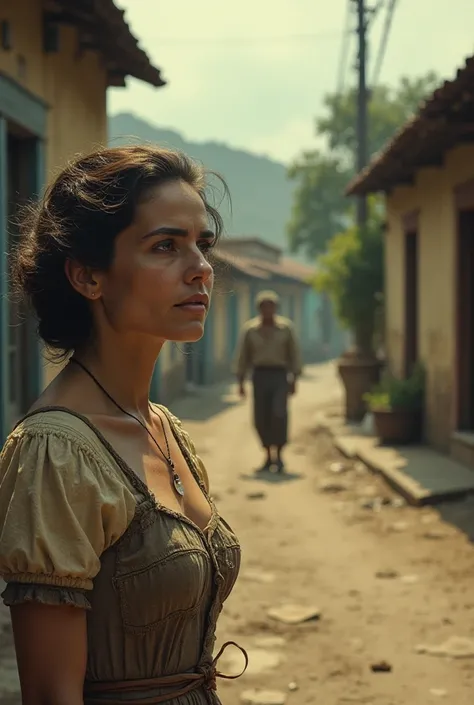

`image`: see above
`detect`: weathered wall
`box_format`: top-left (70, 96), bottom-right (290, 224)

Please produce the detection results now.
top-left (2, 0), bottom-right (108, 172)
top-left (385, 144), bottom-right (474, 450)
top-left (2, 1), bottom-right (108, 387)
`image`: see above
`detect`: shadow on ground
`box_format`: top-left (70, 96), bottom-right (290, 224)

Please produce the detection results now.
top-left (437, 494), bottom-right (474, 542)
top-left (169, 382), bottom-right (240, 422)
top-left (239, 467), bottom-right (304, 484)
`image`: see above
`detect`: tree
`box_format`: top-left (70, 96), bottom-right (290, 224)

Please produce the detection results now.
top-left (287, 151), bottom-right (351, 256)
top-left (314, 197), bottom-right (384, 355)
top-left (288, 72), bottom-right (439, 257)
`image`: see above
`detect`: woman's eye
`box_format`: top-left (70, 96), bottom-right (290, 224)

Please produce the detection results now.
top-left (152, 240), bottom-right (175, 253)
top-left (199, 240), bottom-right (216, 254)
top-left (151, 239), bottom-right (216, 255)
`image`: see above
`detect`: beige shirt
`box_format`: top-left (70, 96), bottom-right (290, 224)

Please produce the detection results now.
top-left (235, 315), bottom-right (302, 379)
top-left (0, 408), bottom-right (241, 696)
top-left (0, 406), bottom-right (210, 594)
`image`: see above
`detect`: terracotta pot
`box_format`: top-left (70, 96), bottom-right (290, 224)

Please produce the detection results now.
top-left (373, 408), bottom-right (422, 445)
top-left (337, 354), bottom-right (383, 422)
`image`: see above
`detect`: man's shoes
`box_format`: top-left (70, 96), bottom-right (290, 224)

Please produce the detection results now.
top-left (257, 460), bottom-right (272, 473)
top-left (276, 460), bottom-right (285, 474)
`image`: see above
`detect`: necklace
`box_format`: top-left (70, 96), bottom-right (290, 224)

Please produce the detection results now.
top-left (69, 358), bottom-right (185, 498)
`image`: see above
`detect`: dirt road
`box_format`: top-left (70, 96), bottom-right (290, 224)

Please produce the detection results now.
top-left (1, 362), bottom-right (474, 704)
top-left (173, 362), bottom-right (474, 705)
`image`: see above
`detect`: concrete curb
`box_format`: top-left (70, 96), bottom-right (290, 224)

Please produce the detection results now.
top-left (314, 412), bottom-right (474, 507)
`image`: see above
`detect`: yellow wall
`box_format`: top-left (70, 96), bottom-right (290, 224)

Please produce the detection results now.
top-left (385, 144), bottom-right (474, 449)
top-left (2, 1), bottom-right (110, 385)
top-left (2, 0), bottom-right (108, 170)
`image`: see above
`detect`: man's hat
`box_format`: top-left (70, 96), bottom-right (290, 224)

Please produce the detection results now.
top-left (255, 289), bottom-right (280, 307)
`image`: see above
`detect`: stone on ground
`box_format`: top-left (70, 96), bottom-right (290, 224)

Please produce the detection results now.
top-left (267, 604), bottom-right (321, 625)
top-left (241, 689), bottom-right (287, 705)
top-left (415, 636), bottom-right (474, 658)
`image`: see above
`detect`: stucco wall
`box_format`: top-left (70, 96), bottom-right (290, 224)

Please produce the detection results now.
top-left (2, 0), bottom-right (108, 171)
top-left (2, 1), bottom-right (110, 386)
top-left (385, 144), bottom-right (474, 449)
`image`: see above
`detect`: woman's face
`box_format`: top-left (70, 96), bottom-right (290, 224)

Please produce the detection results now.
top-left (94, 179), bottom-right (215, 344)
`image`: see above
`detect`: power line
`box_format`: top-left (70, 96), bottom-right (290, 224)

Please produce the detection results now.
top-left (336, 0), bottom-right (354, 95)
top-left (371, 0), bottom-right (398, 86)
top-left (150, 31), bottom-right (344, 47)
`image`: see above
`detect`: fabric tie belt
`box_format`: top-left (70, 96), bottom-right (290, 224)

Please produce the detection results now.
top-left (83, 641), bottom-right (248, 704)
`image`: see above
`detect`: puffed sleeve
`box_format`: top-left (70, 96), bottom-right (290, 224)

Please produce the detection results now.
top-left (0, 428), bottom-right (136, 609)
top-left (158, 407), bottom-right (210, 493)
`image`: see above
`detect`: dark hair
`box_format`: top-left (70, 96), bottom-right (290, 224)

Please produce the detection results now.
top-left (12, 145), bottom-right (227, 358)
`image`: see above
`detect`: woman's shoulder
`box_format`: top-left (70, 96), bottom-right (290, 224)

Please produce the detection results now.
top-left (1, 407), bottom-right (137, 501)
top-left (0, 407), bottom-right (137, 607)
top-left (153, 404), bottom-right (192, 442)
top-left (6, 407), bottom-right (119, 467)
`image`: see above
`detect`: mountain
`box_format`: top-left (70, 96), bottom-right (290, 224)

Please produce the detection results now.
top-left (108, 113), bottom-right (294, 252)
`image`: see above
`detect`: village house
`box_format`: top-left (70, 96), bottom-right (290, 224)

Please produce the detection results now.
top-left (0, 0), bottom-right (164, 440)
top-left (158, 236), bottom-right (347, 404)
top-left (347, 55), bottom-right (474, 470)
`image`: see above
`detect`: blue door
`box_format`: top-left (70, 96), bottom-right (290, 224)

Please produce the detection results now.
top-left (0, 75), bottom-right (47, 441)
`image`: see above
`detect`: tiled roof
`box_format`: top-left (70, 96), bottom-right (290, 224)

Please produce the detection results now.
top-left (280, 258), bottom-right (315, 280)
top-left (213, 251), bottom-right (270, 280)
top-left (219, 236), bottom-right (282, 255)
top-left (51, 0), bottom-right (165, 87)
top-left (347, 56), bottom-right (474, 195)
top-left (214, 250), bottom-right (313, 284)
top-left (249, 258), bottom-right (313, 284)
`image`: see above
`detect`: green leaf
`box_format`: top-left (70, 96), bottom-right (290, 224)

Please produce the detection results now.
top-left (287, 73), bottom-right (440, 257)
top-left (313, 197), bottom-right (384, 353)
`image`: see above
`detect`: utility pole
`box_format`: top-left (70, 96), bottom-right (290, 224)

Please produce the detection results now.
top-left (354, 0), bottom-right (368, 228)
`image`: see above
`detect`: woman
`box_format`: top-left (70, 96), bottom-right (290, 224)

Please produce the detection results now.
top-left (0, 146), bottom-right (246, 704)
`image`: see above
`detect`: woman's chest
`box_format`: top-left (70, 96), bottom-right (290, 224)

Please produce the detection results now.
top-left (88, 416), bottom-right (212, 524)
top-left (94, 507), bottom-right (241, 635)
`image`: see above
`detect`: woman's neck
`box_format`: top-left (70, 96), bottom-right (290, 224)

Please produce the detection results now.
top-left (74, 335), bottom-right (163, 419)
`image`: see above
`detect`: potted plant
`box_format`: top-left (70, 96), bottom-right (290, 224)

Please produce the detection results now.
top-left (364, 364), bottom-right (425, 444)
top-left (315, 198), bottom-right (384, 421)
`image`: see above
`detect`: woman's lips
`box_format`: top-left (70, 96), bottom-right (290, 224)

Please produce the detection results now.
top-left (174, 301), bottom-right (207, 315)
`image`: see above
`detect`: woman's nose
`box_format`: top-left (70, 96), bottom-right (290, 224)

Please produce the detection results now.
top-left (185, 248), bottom-right (213, 283)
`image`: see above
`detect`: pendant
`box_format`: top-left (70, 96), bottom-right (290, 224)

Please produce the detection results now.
top-left (173, 471), bottom-right (185, 497)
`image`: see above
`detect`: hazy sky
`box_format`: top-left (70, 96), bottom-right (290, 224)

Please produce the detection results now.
top-left (108, 0), bottom-right (474, 164)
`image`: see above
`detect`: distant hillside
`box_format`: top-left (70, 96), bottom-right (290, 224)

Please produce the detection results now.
top-left (108, 113), bottom-right (294, 252)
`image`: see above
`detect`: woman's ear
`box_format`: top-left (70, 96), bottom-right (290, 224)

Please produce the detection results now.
top-left (65, 259), bottom-right (102, 300)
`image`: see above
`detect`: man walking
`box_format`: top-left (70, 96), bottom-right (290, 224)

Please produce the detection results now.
top-left (235, 290), bottom-right (302, 473)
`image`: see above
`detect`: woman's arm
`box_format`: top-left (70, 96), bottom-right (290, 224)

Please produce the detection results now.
top-left (0, 427), bottom-right (136, 705)
top-left (11, 602), bottom-right (87, 705)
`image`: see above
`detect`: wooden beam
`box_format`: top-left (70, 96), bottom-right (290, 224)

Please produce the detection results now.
top-left (44, 9), bottom-right (134, 55)
top-left (107, 72), bottom-right (127, 88)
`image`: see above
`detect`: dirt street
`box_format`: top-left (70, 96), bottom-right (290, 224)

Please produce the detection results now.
top-left (1, 362), bottom-right (474, 704)
top-left (173, 362), bottom-right (474, 705)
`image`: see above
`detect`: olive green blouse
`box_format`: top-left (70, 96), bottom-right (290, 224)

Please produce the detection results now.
top-left (0, 407), bottom-right (242, 704)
